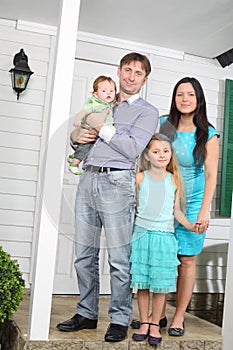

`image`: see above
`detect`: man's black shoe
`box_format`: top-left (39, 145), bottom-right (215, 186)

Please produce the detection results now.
top-left (56, 313), bottom-right (97, 332)
top-left (104, 323), bottom-right (128, 342)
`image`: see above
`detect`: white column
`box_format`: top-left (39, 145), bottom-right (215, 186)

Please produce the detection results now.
top-left (27, 0), bottom-right (81, 340)
top-left (222, 192), bottom-right (233, 349)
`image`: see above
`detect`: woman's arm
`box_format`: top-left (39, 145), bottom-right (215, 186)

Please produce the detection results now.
top-left (174, 188), bottom-right (198, 232)
top-left (197, 135), bottom-right (219, 230)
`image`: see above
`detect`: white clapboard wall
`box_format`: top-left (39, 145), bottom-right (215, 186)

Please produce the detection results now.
top-left (0, 20), bottom-right (52, 286)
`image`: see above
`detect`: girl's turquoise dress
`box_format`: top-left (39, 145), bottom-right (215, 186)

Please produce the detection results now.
top-left (130, 171), bottom-right (180, 293)
top-left (160, 116), bottom-right (220, 255)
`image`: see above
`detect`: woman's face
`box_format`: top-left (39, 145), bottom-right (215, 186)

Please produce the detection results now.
top-left (175, 82), bottom-right (197, 115)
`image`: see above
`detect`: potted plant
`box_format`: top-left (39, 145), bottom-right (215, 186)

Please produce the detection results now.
top-left (0, 246), bottom-right (25, 323)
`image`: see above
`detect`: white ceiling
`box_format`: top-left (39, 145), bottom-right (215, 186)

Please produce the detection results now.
top-left (1, 0), bottom-right (233, 59)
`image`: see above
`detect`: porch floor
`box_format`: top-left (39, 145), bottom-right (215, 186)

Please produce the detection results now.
top-left (13, 293), bottom-right (223, 349)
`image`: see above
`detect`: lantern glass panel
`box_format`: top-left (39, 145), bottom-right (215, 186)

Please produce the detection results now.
top-left (15, 72), bottom-right (29, 90)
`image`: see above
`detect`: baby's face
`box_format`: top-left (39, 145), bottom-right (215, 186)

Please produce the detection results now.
top-left (94, 80), bottom-right (116, 103)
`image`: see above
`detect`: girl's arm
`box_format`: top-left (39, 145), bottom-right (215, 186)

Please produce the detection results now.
top-left (173, 188), bottom-right (197, 232)
top-left (197, 135), bottom-right (219, 231)
top-left (135, 172), bottom-right (144, 212)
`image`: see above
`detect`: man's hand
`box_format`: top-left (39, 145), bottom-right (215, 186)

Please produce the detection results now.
top-left (70, 126), bottom-right (97, 144)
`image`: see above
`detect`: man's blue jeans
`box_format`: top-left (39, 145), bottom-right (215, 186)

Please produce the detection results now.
top-left (74, 169), bottom-right (136, 326)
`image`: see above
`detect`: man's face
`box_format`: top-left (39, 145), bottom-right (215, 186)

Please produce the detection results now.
top-left (117, 61), bottom-right (148, 96)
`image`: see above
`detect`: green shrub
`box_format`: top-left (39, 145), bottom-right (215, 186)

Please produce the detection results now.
top-left (0, 246), bottom-right (25, 323)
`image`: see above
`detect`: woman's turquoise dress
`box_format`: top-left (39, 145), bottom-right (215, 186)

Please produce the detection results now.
top-left (160, 116), bottom-right (220, 255)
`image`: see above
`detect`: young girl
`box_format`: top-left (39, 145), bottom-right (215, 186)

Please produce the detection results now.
top-left (130, 133), bottom-right (199, 345)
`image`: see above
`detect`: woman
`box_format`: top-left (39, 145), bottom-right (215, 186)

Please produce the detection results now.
top-left (159, 77), bottom-right (220, 336)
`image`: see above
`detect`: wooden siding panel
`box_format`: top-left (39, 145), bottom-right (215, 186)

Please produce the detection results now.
top-left (0, 225), bottom-right (33, 241)
top-left (0, 85), bottom-right (45, 106)
top-left (148, 94), bottom-right (171, 113)
top-left (0, 163), bottom-right (37, 181)
top-left (76, 40), bottom-right (126, 66)
top-left (0, 25), bottom-right (51, 48)
top-left (0, 241), bottom-right (31, 257)
top-left (0, 100), bottom-right (43, 120)
top-left (2, 43), bottom-right (49, 64)
top-left (0, 116), bottom-right (42, 136)
top-left (149, 80), bottom-right (173, 97)
top-left (0, 178), bottom-right (36, 196)
top-left (151, 54), bottom-right (226, 78)
top-left (0, 209), bottom-right (34, 227)
top-left (153, 68), bottom-right (220, 92)
top-left (0, 147), bottom-right (39, 165)
top-left (0, 193), bottom-right (35, 211)
top-left (17, 257), bottom-right (30, 273)
top-left (149, 76), bottom-right (221, 97)
top-left (0, 131), bottom-right (40, 150)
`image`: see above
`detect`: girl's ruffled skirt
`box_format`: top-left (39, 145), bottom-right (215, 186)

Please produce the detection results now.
top-left (130, 225), bottom-right (180, 293)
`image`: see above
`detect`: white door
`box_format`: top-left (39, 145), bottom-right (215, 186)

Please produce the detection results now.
top-left (53, 59), bottom-right (119, 294)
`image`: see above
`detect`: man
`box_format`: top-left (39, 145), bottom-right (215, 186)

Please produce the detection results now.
top-left (57, 52), bottom-right (159, 342)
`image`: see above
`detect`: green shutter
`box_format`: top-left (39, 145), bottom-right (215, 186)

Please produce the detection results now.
top-left (220, 79), bottom-right (233, 217)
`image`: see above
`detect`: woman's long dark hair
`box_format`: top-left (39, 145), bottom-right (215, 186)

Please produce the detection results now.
top-left (160, 77), bottom-right (214, 167)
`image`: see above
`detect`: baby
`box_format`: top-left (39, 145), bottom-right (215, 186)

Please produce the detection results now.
top-left (68, 75), bottom-right (116, 174)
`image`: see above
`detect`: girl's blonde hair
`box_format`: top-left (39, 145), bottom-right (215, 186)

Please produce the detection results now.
top-left (137, 133), bottom-right (186, 210)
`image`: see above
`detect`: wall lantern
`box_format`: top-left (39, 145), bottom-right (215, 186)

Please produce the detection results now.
top-left (9, 49), bottom-right (34, 100)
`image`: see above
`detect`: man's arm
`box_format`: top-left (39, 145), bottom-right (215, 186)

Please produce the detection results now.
top-left (99, 106), bottom-right (159, 160)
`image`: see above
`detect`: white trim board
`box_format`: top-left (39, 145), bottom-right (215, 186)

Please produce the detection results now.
top-left (14, 19), bottom-right (184, 60)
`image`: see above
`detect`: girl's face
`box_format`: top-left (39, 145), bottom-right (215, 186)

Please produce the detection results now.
top-left (93, 80), bottom-right (116, 103)
top-left (175, 82), bottom-right (197, 115)
top-left (145, 140), bottom-right (172, 169)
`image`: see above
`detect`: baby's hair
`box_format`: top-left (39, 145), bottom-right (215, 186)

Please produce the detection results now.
top-left (93, 76), bottom-right (117, 93)
top-left (138, 133), bottom-right (186, 210)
